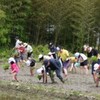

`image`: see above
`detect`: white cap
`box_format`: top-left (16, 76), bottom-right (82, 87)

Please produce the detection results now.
top-left (23, 43), bottom-right (28, 47)
top-left (38, 54), bottom-right (43, 59)
top-left (56, 47), bottom-right (60, 51)
top-left (8, 57), bottom-right (16, 63)
top-left (48, 52), bottom-right (52, 55)
top-left (94, 63), bottom-right (99, 70)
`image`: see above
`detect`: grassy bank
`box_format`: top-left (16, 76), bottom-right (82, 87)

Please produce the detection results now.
top-left (0, 80), bottom-right (98, 100)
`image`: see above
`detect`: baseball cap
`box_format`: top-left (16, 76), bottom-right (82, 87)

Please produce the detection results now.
top-left (38, 54), bottom-right (43, 59)
top-left (48, 52), bottom-right (52, 55)
top-left (74, 52), bottom-right (80, 58)
top-left (23, 43), bottom-right (28, 47)
top-left (56, 47), bottom-right (61, 51)
top-left (49, 42), bottom-right (52, 46)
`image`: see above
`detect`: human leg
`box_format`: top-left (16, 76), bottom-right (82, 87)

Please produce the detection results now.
top-left (63, 68), bottom-right (68, 78)
top-left (42, 70), bottom-right (47, 83)
top-left (48, 70), bottom-right (55, 83)
top-left (56, 69), bottom-right (64, 83)
top-left (13, 72), bottom-right (18, 82)
top-left (84, 65), bottom-right (89, 75)
top-left (95, 73), bottom-right (99, 87)
top-left (30, 67), bottom-right (34, 76)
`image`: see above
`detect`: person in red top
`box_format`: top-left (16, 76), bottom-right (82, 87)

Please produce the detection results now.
top-left (18, 42), bottom-right (26, 62)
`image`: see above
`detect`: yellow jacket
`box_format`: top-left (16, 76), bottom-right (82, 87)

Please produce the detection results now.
top-left (58, 49), bottom-right (69, 62)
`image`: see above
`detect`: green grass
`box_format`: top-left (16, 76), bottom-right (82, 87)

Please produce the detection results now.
top-left (0, 45), bottom-right (49, 60)
top-left (2, 63), bottom-right (9, 70)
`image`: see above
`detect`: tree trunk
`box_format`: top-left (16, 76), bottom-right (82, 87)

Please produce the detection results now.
top-left (35, 26), bottom-right (40, 45)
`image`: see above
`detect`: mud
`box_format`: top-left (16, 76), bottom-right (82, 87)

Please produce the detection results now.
top-left (0, 62), bottom-right (99, 100)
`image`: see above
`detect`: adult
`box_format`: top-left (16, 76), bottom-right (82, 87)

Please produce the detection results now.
top-left (83, 45), bottom-right (99, 82)
top-left (24, 43), bottom-right (33, 59)
top-left (93, 63), bottom-right (100, 87)
top-left (18, 42), bottom-right (26, 61)
top-left (38, 54), bottom-right (53, 83)
top-left (13, 37), bottom-right (22, 68)
top-left (43, 59), bottom-right (64, 83)
top-left (14, 36), bottom-right (22, 49)
top-left (57, 47), bottom-right (69, 79)
top-left (48, 42), bottom-right (57, 59)
top-left (74, 52), bottom-right (88, 74)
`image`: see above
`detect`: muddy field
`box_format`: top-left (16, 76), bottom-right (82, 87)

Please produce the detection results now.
top-left (0, 62), bottom-right (100, 100)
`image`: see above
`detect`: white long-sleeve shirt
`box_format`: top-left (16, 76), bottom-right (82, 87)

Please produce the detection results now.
top-left (15, 39), bottom-right (22, 48)
top-left (26, 45), bottom-right (33, 53)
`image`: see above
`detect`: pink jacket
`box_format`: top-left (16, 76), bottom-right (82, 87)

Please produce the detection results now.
top-left (11, 63), bottom-right (19, 73)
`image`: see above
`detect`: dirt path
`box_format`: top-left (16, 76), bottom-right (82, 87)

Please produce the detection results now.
top-left (0, 62), bottom-right (100, 99)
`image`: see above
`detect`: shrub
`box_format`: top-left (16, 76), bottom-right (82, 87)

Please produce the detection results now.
top-left (33, 45), bottom-right (49, 60)
top-left (2, 63), bottom-right (9, 70)
top-left (0, 48), bottom-right (11, 58)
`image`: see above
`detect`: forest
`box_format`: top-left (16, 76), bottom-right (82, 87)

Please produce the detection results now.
top-left (0, 0), bottom-right (100, 52)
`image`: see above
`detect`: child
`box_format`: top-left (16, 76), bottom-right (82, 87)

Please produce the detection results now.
top-left (36, 65), bottom-right (47, 83)
top-left (8, 57), bottom-right (19, 82)
top-left (25, 58), bottom-right (36, 76)
top-left (94, 63), bottom-right (100, 87)
top-left (38, 54), bottom-right (55, 83)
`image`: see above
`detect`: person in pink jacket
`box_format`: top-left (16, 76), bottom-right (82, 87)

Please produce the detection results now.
top-left (8, 57), bottom-right (19, 82)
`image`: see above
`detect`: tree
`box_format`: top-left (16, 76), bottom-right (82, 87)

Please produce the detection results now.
top-left (0, 8), bottom-right (7, 45)
top-left (0, 0), bottom-right (31, 46)
top-left (61, 0), bottom-right (96, 51)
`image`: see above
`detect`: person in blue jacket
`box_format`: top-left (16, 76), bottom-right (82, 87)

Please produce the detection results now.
top-left (48, 42), bottom-right (57, 59)
top-left (43, 58), bottom-right (64, 83)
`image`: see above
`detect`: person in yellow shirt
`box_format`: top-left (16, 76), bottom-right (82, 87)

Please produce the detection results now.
top-left (68, 56), bottom-right (78, 72)
top-left (57, 47), bottom-right (69, 79)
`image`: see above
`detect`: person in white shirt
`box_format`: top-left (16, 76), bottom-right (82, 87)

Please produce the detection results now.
top-left (24, 43), bottom-right (33, 59)
top-left (25, 58), bottom-right (36, 76)
top-left (74, 52), bottom-right (89, 74)
top-left (15, 37), bottom-right (22, 49)
top-left (13, 37), bottom-right (22, 68)
top-left (38, 54), bottom-right (54, 83)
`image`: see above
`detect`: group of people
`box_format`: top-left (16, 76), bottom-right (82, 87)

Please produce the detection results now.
top-left (8, 37), bottom-right (35, 82)
top-left (83, 44), bottom-right (100, 87)
top-left (7, 39), bottom-right (100, 87)
top-left (37, 43), bottom-right (100, 87)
